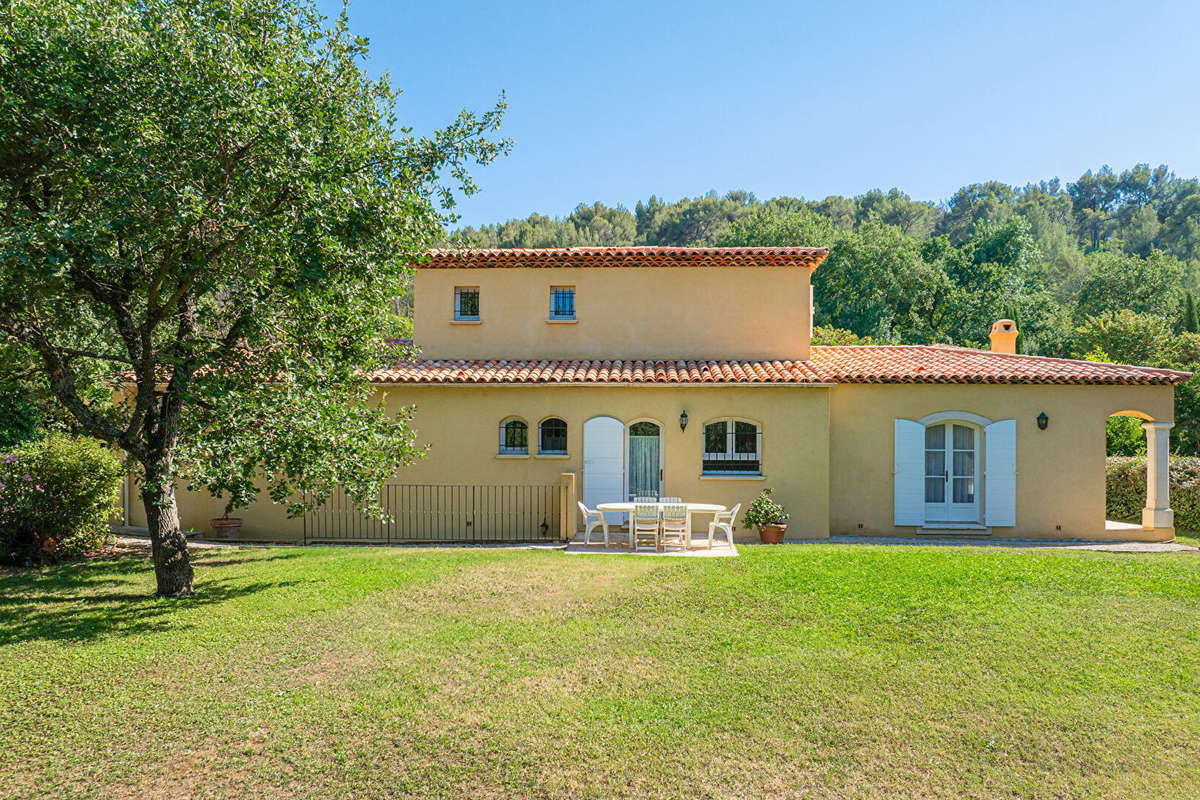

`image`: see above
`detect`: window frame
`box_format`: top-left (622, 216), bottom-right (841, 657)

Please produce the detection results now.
top-left (498, 417), bottom-right (529, 456)
top-left (701, 417), bottom-right (762, 475)
top-left (538, 417), bottom-right (568, 456)
top-left (454, 286), bottom-right (480, 322)
top-left (548, 285), bottom-right (576, 321)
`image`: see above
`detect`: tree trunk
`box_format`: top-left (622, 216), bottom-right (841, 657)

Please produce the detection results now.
top-left (140, 463), bottom-right (194, 597)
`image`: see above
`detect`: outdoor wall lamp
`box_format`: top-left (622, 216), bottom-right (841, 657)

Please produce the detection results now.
top-left (1037, 412), bottom-right (1049, 430)
top-left (680, 410), bottom-right (689, 432)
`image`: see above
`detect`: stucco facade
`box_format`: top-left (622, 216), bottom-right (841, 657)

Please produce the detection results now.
top-left (128, 246), bottom-right (1190, 544)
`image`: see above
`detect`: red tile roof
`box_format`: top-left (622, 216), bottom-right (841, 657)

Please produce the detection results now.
top-left (811, 345), bottom-right (1191, 385)
top-left (419, 246), bottom-right (829, 270)
top-left (370, 358), bottom-right (830, 385)
top-left (370, 345), bottom-right (1190, 386)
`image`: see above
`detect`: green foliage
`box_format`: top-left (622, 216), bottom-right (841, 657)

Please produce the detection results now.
top-left (811, 326), bottom-right (872, 346)
top-left (1075, 250), bottom-right (1183, 320)
top-left (741, 487), bottom-right (789, 532)
top-left (0, 384), bottom-right (42, 449)
top-left (814, 219), bottom-right (945, 342)
top-left (0, 434), bottom-right (123, 562)
top-left (1106, 416), bottom-right (1146, 457)
top-left (0, 0), bottom-right (510, 590)
top-left (1106, 456), bottom-right (1200, 531)
top-left (1073, 312), bottom-right (1180, 366)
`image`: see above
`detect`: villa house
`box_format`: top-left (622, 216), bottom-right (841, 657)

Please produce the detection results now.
top-left (130, 246), bottom-right (1191, 544)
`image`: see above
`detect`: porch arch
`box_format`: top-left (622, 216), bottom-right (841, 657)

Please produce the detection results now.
top-left (1105, 409), bottom-right (1174, 534)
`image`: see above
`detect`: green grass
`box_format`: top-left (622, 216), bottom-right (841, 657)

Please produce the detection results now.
top-left (1, 543), bottom-right (1198, 799)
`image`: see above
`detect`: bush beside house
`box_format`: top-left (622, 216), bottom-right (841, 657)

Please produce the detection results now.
top-left (1106, 456), bottom-right (1200, 531)
top-left (0, 434), bottom-right (124, 563)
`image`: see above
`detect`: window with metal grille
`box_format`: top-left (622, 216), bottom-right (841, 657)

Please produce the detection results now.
top-left (454, 287), bottom-right (479, 321)
top-left (539, 418), bottom-right (567, 454)
top-left (702, 419), bottom-right (762, 474)
top-left (499, 418), bottom-right (528, 455)
top-left (549, 286), bottom-right (575, 320)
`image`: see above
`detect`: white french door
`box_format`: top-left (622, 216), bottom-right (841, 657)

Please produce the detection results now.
top-left (923, 422), bottom-right (979, 523)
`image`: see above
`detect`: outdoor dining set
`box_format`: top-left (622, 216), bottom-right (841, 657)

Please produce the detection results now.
top-left (575, 497), bottom-right (741, 552)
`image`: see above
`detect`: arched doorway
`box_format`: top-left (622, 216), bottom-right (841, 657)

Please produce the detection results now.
top-left (1105, 410), bottom-right (1174, 533)
top-left (583, 416), bottom-right (623, 523)
top-left (923, 420), bottom-right (981, 523)
top-left (626, 420), bottom-right (663, 500)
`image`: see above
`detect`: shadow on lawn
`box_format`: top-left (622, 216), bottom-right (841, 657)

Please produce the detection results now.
top-left (0, 552), bottom-right (300, 646)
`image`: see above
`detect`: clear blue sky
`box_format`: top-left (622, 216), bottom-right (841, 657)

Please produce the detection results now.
top-left (319, 0), bottom-right (1200, 228)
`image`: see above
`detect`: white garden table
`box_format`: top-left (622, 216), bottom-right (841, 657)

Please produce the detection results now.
top-left (596, 502), bottom-right (727, 549)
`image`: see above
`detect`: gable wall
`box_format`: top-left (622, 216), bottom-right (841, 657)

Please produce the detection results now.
top-left (413, 266), bottom-right (813, 360)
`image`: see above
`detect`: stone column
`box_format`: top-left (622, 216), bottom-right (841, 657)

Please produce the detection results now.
top-left (1141, 422), bottom-right (1175, 530)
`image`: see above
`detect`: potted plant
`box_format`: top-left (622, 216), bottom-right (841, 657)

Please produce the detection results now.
top-left (743, 488), bottom-right (789, 544)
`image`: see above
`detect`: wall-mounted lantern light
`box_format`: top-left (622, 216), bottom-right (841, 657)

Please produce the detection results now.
top-left (1037, 412), bottom-right (1049, 430)
top-left (680, 410), bottom-right (689, 432)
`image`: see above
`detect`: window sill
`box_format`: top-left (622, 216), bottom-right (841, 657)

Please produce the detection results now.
top-left (546, 318), bottom-right (578, 324)
top-left (536, 453), bottom-right (570, 459)
top-left (451, 319), bottom-right (482, 325)
top-left (699, 474), bottom-right (766, 480)
top-left (496, 453), bottom-right (529, 459)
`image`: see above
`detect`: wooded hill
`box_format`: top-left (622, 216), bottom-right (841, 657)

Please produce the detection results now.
top-left (456, 164), bottom-right (1200, 454)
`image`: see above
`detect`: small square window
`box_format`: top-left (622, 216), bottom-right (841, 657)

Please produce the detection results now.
top-left (455, 287), bottom-right (479, 321)
top-left (549, 287), bottom-right (575, 320)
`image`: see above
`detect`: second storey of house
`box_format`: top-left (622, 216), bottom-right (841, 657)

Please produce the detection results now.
top-left (411, 246), bottom-right (829, 361)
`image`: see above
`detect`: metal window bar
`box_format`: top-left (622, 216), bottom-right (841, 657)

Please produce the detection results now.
top-left (454, 287), bottom-right (480, 320)
top-left (304, 483), bottom-right (561, 544)
top-left (549, 288), bottom-right (575, 320)
top-left (702, 428), bottom-right (762, 474)
top-left (499, 420), bottom-right (528, 455)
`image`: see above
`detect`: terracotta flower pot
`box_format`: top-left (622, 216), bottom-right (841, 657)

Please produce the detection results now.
top-left (210, 517), bottom-right (243, 540)
top-left (759, 523), bottom-right (787, 544)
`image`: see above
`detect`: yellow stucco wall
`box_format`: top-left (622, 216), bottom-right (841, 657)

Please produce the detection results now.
top-left (828, 383), bottom-right (1176, 541)
top-left (413, 267), bottom-right (814, 361)
top-left (126, 381), bottom-right (1177, 544)
top-left (128, 384), bottom-right (832, 542)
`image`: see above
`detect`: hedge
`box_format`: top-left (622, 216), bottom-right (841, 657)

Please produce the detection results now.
top-left (1106, 456), bottom-right (1200, 532)
top-left (0, 434), bottom-right (124, 563)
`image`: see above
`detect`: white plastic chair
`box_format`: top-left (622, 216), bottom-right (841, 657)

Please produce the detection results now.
top-left (660, 503), bottom-right (689, 550)
top-left (577, 501), bottom-right (611, 547)
top-left (632, 503), bottom-right (660, 551)
top-left (658, 496), bottom-right (681, 503)
top-left (707, 503), bottom-right (741, 550)
top-left (632, 496), bottom-right (657, 503)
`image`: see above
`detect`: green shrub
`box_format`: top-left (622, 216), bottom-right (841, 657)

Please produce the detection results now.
top-left (1106, 456), bottom-right (1200, 532)
top-left (0, 434), bottom-right (124, 563)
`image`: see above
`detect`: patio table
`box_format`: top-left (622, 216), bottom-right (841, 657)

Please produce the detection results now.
top-left (596, 502), bottom-right (727, 548)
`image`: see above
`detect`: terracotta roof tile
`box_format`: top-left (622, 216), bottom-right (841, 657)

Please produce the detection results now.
top-left (811, 345), bottom-right (1192, 386)
top-left (369, 346), bottom-right (1191, 386)
top-left (419, 246), bottom-right (829, 270)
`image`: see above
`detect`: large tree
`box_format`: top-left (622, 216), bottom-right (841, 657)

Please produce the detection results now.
top-left (0, 0), bottom-right (508, 595)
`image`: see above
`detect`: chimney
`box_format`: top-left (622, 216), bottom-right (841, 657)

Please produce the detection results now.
top-left (989, 319), bottom-right (1018, 354)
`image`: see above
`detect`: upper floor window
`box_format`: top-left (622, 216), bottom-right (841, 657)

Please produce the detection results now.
top-left (455, 287), bottom-right (480, 321)
top-left (539, 418), bottom-right (567, 454)
top-left (549, 286), bottom-right (576, 321)
top-left (703, 419), bottom-right (761, 474)
top-left (499, 417), bottom-right (528, 455)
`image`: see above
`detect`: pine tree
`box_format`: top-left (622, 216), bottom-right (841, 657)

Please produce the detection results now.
top-left (1185, 292), bottom-right (1198, 333)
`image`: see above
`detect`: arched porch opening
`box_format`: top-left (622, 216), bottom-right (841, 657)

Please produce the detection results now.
top-left (1105, 410), bottom-right (1174, 536)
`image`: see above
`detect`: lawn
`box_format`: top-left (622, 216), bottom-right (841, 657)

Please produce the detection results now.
top-left (1, 543), bottom-right (1198, 799)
